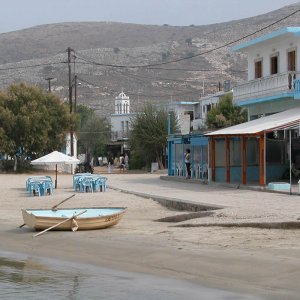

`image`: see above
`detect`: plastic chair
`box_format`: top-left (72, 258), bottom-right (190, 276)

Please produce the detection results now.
top-left (94, 177), bottom-right (107, 192)
top-left (29, 182), bottom-right (41, 197)
top-left (82, 178), bottom-right (93, 193)
top-left (42, 180), bottom-right (54, 195)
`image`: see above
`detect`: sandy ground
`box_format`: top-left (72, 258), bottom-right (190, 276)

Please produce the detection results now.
top-left (1, 171), bottom-right (300, 299)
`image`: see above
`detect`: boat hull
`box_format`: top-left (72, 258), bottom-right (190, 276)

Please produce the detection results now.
top-left (22, 207), bottom-right (126, 231)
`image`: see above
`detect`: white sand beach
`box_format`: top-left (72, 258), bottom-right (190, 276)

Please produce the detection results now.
top-left (1, 171), bottom-right (300, 299)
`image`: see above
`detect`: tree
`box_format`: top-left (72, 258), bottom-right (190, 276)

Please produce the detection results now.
top-left (113, 47), bottom-right (120, 54)
top-left (206, 93), bottom-right (247, 129)
top-left (0, 83), bottom-right (72, 170)
top-left (76, 105), bottom-right (110, 162)
top-left (185, 37), bottom-right (193, 46)
top-left (130, 104), bottom-right (177, 170)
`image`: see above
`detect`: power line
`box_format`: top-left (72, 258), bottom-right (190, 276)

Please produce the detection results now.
top-left (79, 68), bottom-right (204, 97)
top-left (0, 9), bottom-right (297, 74)
top-left (74, 61), bottom-right (246, 73)
top-left (0, 61), bottom-right (67, 71)
top-left (76, 74), bottom-right (202, 98)
top-left (147, 67), bottom-right (247, 73)
top-left (74, 9), bottom-right (300, 69)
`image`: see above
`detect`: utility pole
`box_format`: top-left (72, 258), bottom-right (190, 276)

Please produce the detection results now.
top-left (68, 47), bottom-right (74, 157)
top-left (68, 47), bottom-right (73, 114)
top-left (45, 77), bottom-right (54, 92)
top-left (74, 75), bottom-right (77, 113)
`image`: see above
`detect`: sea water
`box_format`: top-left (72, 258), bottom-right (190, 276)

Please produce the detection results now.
top-left (0, 250), bottom-right (263, 300)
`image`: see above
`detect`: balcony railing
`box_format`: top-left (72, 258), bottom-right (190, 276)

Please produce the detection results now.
top-left (233, 71), bottom-right (300, 104)
top-left (111, 130), bottom-right (129, 141)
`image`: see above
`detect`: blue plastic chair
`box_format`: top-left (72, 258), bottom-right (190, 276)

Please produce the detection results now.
top-left (94, 177), bottom-right (107, 192)
top-left (29, 182), bottom-right (41, 197)
top-left (42, 180), bottom-right (54, 195)
top-left (82, 178), bottom-right (93, 193)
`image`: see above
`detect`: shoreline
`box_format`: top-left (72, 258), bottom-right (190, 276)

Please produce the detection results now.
top-left (1, 173), bottom-right (300, 299)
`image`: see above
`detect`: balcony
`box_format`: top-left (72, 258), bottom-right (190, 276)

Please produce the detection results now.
top-left (233, 72), bottom-right (300, 106)
top-left (111, 130), bottom-right (129, 141)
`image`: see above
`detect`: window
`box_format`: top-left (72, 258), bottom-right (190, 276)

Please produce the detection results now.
top-left (288, 50), bottom-right (296, 71)
top-left (270, 55), bottom-right (278, 75)
top-left (254, 59), bottom-right (262, 79)
top-left (184, 111), bottom-right (194, 120)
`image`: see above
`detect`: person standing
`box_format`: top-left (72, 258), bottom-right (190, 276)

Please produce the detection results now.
top-left (119, 154), bottom-right (125, 173)
top-left (185, 149), bottom-right (191, 179)
top-left (124, 153), bottom-right (129, 170)
top-left (108, 156), bottom-right (114, 173)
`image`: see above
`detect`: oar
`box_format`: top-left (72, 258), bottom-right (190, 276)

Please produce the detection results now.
top-left (51, 194), bottom-right (75, 211)
top-left (33, 210), bottom-right (87, 237)
top-left (19, 194), bottom-right (76, 228)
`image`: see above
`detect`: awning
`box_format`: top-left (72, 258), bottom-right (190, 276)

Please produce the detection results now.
top-left (206, 107), bottom-right (300, 136)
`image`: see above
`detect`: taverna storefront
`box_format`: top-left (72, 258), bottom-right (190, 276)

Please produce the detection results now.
top-left (206, 107), bottom-right (300, 187)
top-left (168, 107), bottom-right (300, 189)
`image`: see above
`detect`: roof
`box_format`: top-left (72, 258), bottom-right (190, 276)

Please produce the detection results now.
top-left (232, 27), bottom-right (300, 52)
top-left (168, 101), bottom-right (199, 105)
top-left (205, 107), bottom-right (300, 136)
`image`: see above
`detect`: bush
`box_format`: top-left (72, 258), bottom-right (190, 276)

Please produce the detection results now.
top-left (113, 47), bottom-right (120, 54)
top-left (128, 152), bottom-right (146, 170)
top-left (0, 159), bottom-right (32, 173)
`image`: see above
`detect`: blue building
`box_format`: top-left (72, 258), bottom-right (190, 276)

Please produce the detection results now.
top-left (168, 133), bottom-right (209, 180)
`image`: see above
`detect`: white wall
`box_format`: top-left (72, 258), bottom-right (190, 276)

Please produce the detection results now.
top-left (246, 35), bottom-right (300, 80)
top-left (111, 114), bottom-right (133, 132)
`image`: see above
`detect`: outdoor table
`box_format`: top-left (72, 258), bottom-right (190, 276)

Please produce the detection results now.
top-left (26, 176), bottom-right (54, 196)
top-left (73, 174), bottom-right (107, 192)
top-left (73, 173), bottom-right (91, 189)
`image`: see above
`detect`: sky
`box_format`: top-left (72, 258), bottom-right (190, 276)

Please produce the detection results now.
top-left (0, 0), bottom-right (298, 33)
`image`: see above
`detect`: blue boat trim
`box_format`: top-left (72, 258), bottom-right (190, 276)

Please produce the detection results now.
top-left (26, 207), bottom-right (126, 218)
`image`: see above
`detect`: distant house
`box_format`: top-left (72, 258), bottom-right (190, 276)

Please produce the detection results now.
top-left (232, 27), bottom-right (300, 119)
top-left (164, 91), bottom-right (229, 134)
top-left (193, 91), bottom-right (229, 130)
top-left (166, 92), bottom-right (230, 180)
top-left (165, 101), bottom-right (198, 134)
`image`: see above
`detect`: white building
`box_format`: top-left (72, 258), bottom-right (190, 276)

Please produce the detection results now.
top-left (166, 101), bottom-right (198, 134)
top-left (232, 27), bottom-right (300, 120)
top-left (165, 91), bottom-right (228, 133)
top-left (110, 91), bottom-right (136, 154)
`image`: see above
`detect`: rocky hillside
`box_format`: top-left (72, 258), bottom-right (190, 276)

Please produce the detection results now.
top-left (0, 2), bottom-right (300, 117)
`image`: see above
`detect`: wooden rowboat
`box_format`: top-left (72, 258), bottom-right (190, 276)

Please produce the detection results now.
top-left (21, 207), bottom-right (126, 231)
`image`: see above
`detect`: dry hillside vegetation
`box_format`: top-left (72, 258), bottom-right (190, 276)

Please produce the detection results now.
top-left (0, 3), bottom-right (299, 116)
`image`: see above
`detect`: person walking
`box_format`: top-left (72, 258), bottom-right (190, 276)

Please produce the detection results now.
top-left (185, 149), bottom-right (191, 179)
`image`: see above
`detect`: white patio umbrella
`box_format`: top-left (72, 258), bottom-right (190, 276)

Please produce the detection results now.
top-left (31, 151), bottom-right (80, 188)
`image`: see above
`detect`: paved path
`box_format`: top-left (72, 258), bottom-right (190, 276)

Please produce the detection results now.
top-left (104, 172), bottom-right (300, 223)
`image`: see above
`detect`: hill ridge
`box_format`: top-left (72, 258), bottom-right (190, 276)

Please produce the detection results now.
top-left (0, 2), bottom-right (300, 117)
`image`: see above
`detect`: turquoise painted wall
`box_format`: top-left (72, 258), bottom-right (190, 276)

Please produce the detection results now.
top-left (215, 164), bottom-right (288, 183)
